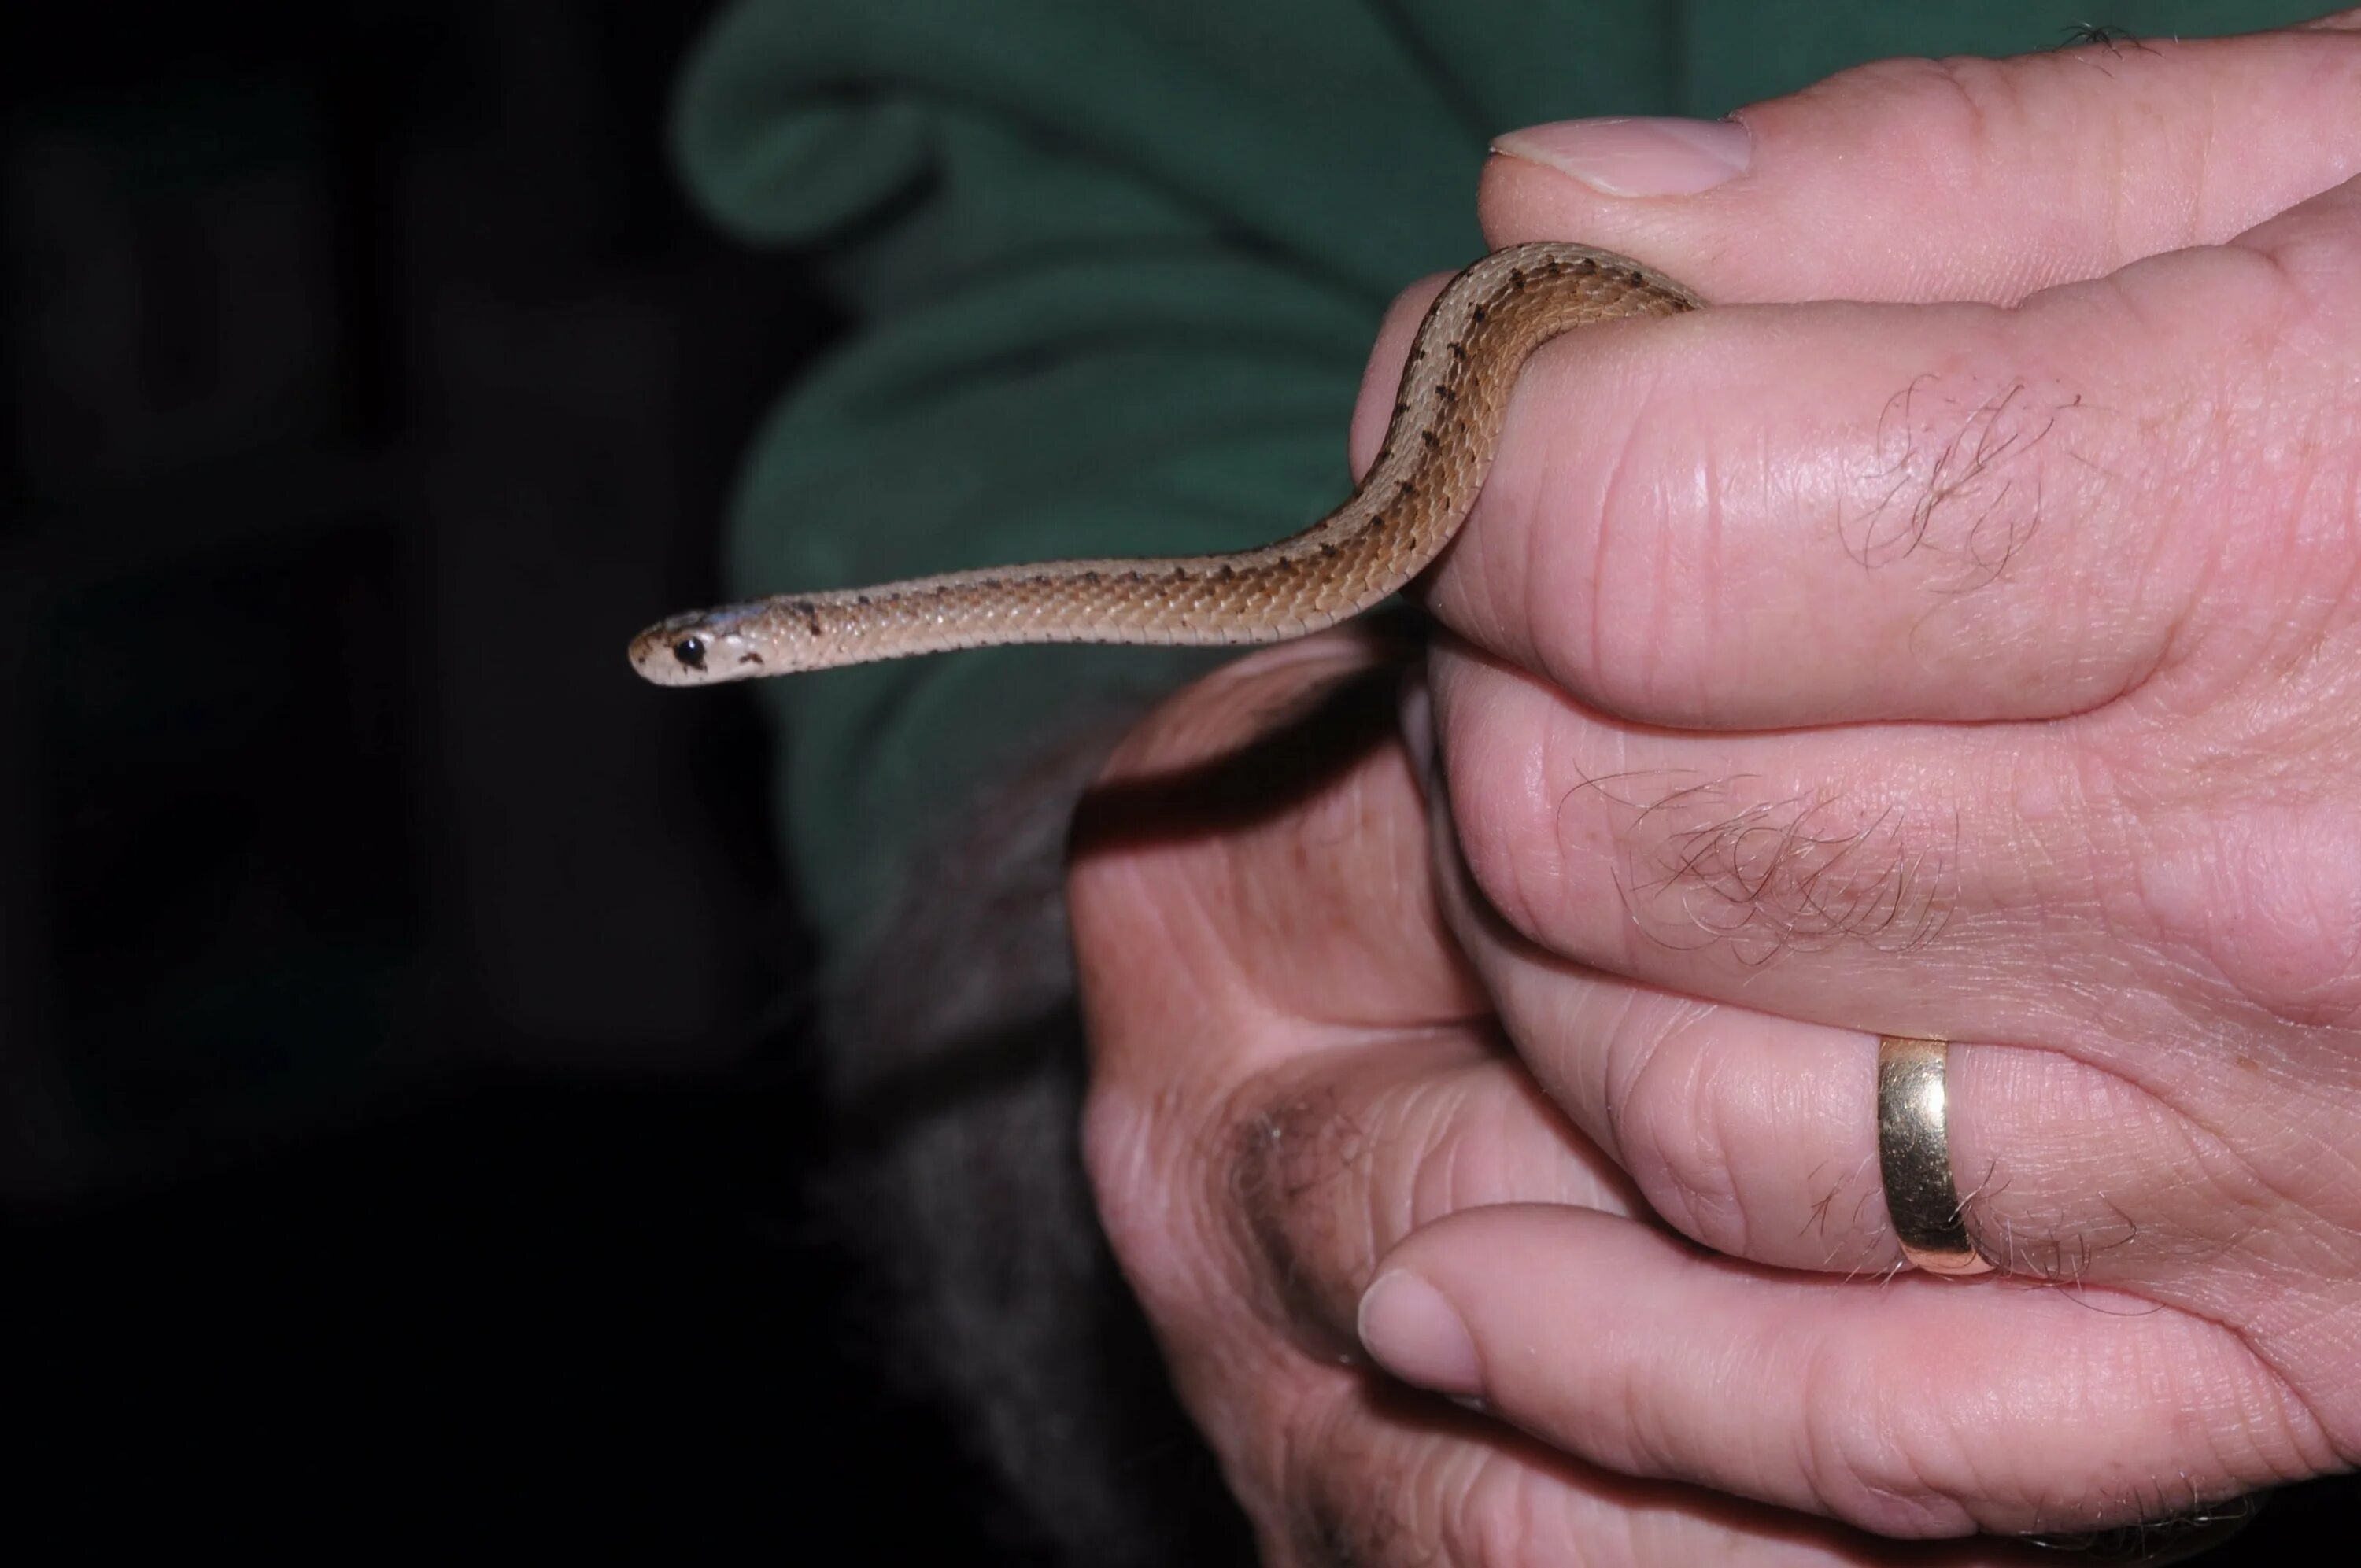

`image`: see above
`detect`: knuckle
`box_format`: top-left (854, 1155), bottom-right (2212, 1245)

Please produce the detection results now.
top-left (1286, 1419), bottom-right (1575, 1568)
top-left (1609, 769), bottom-right (1959, 966)
top-left (1796, 1347), bottom-right (1984, 1536)
top-left (1202, 1367), bottom-right (1376, 1563)
top-left (1270, 1389), bottom-right (1420, 1566)
top-left (1564, 382), bottom-right (1726, 723)
top-left (1490, 314), bottom-right (1750, 731)
top-left (1444, 691), bottom-right (1970, 973)
top-left (1613, 1024), bottom-right (1750, 1251)
top-left (1216, 1072), bottom-right (1384, 1352)
top-left (2256, 223), bottom-right (2361, 337)
top-left (1082, 1068), bottom-right (1273, 1341)
top-left (1434, 681), bottom-right (1580, 950)
top-left (1842, 351), bottom-right (2081, 603)
top-left (1450, 1450), bottom-right (1585, 1568)
top-left (2129, 798), bottom-right (2361, 1029)
top-left (1078, 1079), bottom-right (1195, 1297)
top-left (1787, 53), bottom-right (2036, 185)
top-left (1110, 1067), bottom-right (1386, 1378)
top-left (2082, 248), bottom-right (2361, 688)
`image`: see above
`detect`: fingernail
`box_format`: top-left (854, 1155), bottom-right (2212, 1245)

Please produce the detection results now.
top-left (1358, 1270), bottom-right (1482, 1396)
top-left (1397, 664), bottom-right (1436, 788)
top-left (1493, 116), bottom-right (1751, 197)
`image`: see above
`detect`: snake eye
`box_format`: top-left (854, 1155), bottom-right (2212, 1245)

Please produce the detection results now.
top-left (673, 636), bottom-right (707, 670)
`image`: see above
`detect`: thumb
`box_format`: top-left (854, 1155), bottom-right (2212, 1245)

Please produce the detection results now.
top-left (1482, 20), bottom-right (2361, 304)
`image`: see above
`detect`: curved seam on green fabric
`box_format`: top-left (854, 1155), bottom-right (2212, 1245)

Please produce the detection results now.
top-left (758, 255), bottom-right (1374, 426)
top-left (875, 232), bottom-right (1373, 322)
top-left (681, 68), bottom-right (1482, 310)
top-left (869, 329), bottom-right (1367, 415)
top-left (889, 76), bottom-right (1455, 308)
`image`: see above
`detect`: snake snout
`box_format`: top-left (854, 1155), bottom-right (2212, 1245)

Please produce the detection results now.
top-left (628, 615), bottom-right (715, 686)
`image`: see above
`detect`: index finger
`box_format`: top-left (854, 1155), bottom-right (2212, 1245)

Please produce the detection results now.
top-left (1349, 29), bottom-right (2361, 729)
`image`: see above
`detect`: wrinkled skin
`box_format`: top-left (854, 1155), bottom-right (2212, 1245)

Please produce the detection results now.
top-left (1071, 17), bottom-right (2361, 1566)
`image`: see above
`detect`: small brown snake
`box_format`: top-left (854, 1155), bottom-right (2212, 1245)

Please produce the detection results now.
top-left (628, 242), bottom-right (1701, 686)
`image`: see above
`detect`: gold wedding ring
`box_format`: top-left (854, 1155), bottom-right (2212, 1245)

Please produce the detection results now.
top-left (1877, 1036), bottom-right (1995, 1276)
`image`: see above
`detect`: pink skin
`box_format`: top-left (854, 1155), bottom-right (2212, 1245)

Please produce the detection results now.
top-left (1072, 16), bottom-right (2361, 1565)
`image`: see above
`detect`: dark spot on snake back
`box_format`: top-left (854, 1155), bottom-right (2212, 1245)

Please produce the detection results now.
top-left (673, 636), bottom-right (707, 669)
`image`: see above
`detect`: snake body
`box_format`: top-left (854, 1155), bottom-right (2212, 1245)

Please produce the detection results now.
top-left (628, 242), bottom-right (1701, 686)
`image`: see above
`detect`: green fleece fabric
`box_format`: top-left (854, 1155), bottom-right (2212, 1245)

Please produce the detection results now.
top-left (671, 0), bottom-right (2310, 955)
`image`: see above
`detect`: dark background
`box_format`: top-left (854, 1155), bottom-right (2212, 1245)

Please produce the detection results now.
top-left (3, 1), bottom-right (1014, 1553)
top-left (3, 2), bottom-right (2349, 1560)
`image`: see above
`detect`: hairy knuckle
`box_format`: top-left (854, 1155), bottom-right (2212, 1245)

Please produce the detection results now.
top-left (1217, 1071), bottom-right (1395, 1354)
top-left (1085, 1064), bottom-right (1323, 1351)
top-left (1848, 346), bottom-right (2088, 603)
top-left (1614, 771), bottom-right (1959, 966)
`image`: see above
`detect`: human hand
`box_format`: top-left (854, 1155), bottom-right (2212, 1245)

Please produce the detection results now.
top-left (1073, 16), bottom-right (2361, 1562)
top-left (1074, 629), bottom-right (2039, 1563)
top-left (1342, 10), bottom-right (2361, 1544)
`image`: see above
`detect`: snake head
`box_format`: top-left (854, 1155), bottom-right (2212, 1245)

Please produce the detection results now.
top-left (626, 606), bottom-right (767, 687)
